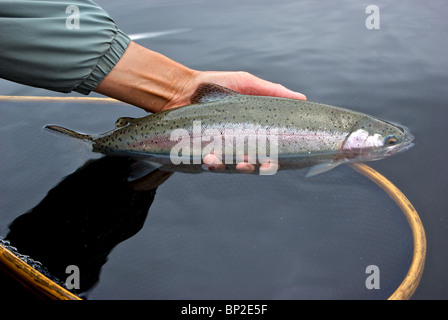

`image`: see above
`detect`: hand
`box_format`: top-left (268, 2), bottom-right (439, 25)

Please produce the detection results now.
top-left (165, 70), bottom-right (307, 111)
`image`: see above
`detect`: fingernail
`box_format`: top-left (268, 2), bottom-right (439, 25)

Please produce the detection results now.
top-left (296, 92), bottom-right (307, 100)
top-left (237, 163), bottom-right (251, 172)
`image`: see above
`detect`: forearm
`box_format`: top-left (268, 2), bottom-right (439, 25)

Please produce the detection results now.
top-left (94, 41), bottom-right (197, 113)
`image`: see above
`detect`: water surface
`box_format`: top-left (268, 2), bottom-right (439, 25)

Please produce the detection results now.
top-left (1, 0), bottom-right (447, 299)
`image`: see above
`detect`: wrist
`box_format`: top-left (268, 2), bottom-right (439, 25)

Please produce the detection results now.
top-left (94, 41), bottom-right (197, 113)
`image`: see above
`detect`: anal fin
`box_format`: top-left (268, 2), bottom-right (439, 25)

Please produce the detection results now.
top-left (305, 159), bottom-right (347, 178)
top-left (128, 160), bottom-right (162, 181)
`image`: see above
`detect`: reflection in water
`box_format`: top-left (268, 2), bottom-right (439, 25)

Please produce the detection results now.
top-left (5, 156), bottom-right (173, 297)
top-left (3, 154), bottom-right (313, 297)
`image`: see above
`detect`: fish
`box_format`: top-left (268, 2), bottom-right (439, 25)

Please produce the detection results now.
top-left (45, 83), bottom-right (414, 177)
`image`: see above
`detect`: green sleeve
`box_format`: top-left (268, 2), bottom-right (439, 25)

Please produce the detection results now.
top-left (0, 0), bottom-right (131, 94)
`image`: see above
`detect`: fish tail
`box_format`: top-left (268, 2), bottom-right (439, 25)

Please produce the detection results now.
top-left (45, 125), bottom-right (93, 141)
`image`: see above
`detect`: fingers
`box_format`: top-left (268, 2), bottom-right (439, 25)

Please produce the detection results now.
top-left (203, 154), bottom-right (255, 173)
top-left (194, 71), bottom-right (306, 101)
top-left (202, 153), bottom-right (225, 172)
top-left (203, 153), bottom-right (256, 174)
top-left (235, 72), bottom-right (307, 101)
top-left (235, 162), bottom-right (255, 173)
top-left (202, 153), bottom-right (279, 175)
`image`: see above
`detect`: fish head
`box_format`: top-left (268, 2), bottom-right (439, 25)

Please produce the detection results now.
top-left (341, 117), bottom-right (414, 161)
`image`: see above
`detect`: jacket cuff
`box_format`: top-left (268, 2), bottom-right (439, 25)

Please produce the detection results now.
top-left (74, 29), bottom-right (131, 95)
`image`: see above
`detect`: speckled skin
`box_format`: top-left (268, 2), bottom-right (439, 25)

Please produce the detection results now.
top-left (46, 84), bottom-right (411, 165)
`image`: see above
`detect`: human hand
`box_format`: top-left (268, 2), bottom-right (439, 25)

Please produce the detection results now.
top-left (164, 70), bottom-right (307, 110)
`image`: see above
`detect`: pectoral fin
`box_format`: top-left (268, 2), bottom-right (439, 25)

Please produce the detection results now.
top-left (305, 160), bottom-right (347, 178)
top-left (128, 160), bottom-right (161, 181)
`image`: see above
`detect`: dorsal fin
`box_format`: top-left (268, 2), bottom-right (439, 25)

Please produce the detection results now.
top-left (190, 83), bottom-right (240, 104)
top-left (115, 117), bottom-right (135, 128)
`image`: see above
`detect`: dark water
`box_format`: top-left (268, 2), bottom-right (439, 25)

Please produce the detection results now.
top-left (1, 0), bottom-right (447, 299)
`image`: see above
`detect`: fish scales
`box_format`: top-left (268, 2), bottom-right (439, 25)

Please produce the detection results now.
top-left (94, 96), bottom-right (363, 155)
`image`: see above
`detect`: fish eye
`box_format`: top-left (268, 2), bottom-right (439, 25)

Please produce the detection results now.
top-left (384, 135), bottom-right (398, 145)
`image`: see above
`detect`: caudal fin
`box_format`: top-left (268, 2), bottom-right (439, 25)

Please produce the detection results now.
top-left (45, 125), bottom-right (93, 141)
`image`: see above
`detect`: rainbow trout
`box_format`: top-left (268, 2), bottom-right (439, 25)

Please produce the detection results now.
top-left (45, 83), bottom-right (414, 176)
